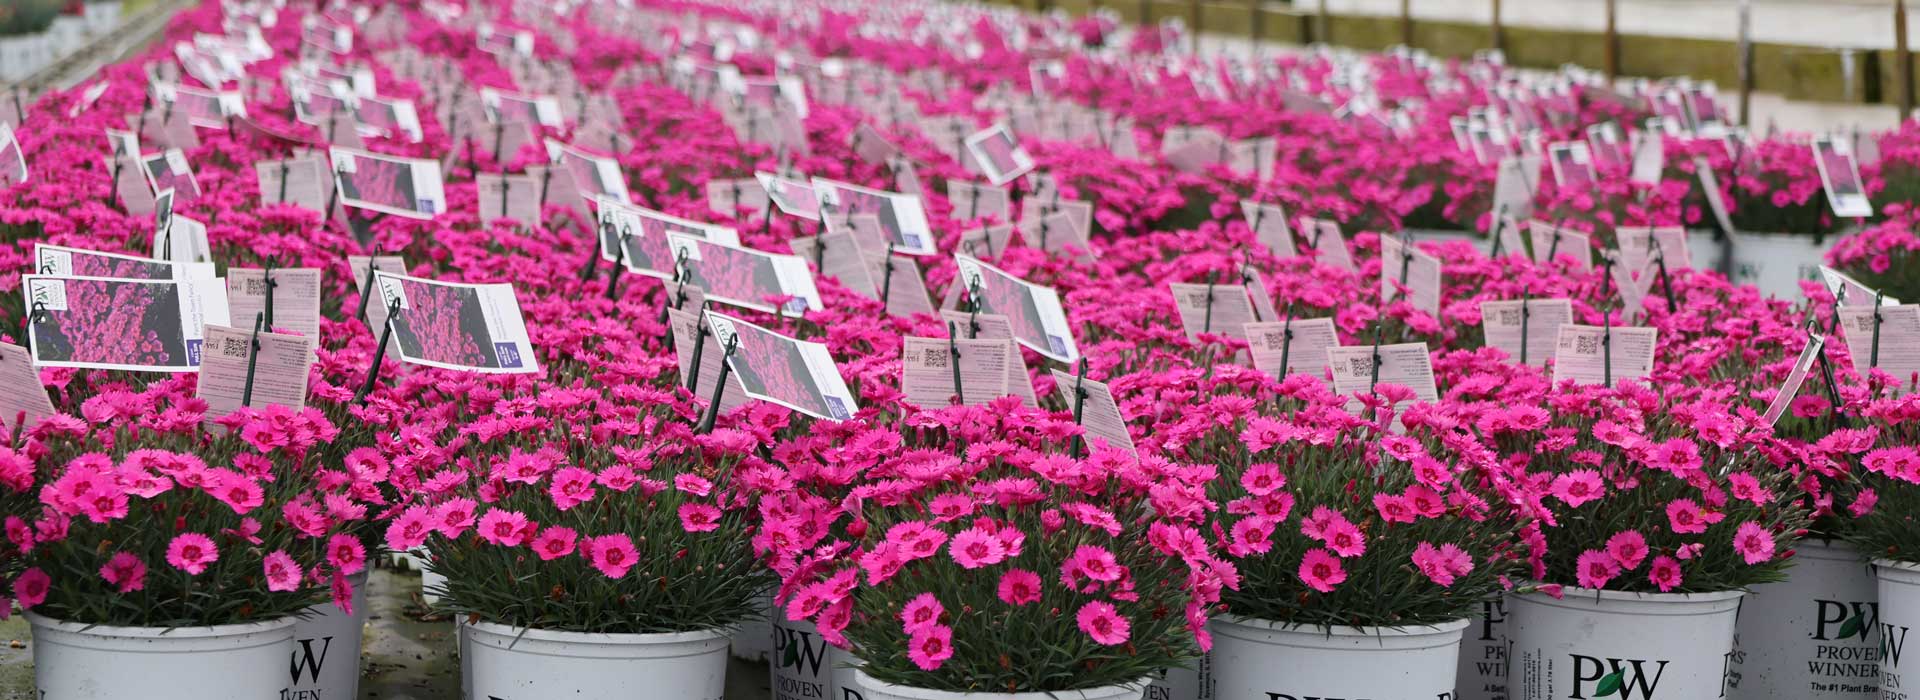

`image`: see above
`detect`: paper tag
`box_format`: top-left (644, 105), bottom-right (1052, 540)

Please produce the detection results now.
top-left (1050, 368), bottom-right (1135, 454)
top-left (1550, 325), bottom-right (1658, 386)
top-left (1245, 318), bottom-right (1338, 381)
top-left (1379, 237), bottom-right (1443, 317)
top-left (901, 336), bottom-right (1011, 408)
top-left (0, 344), bottom-right (57, 431)
top-left (940, 311), bottom-right (1037, 406)
top-left (1837, 305), bottom-right (1920, 394)
top-left (1762, 335), bottom-right (1826, 426)
top-left (1327, 342), bottom-right (1439, 416)
top-left (195, 324), bottom-right (317, 422)
top-left (1169, 283), bottom-right (1256, 343)
top-left (1480, 298), bottom-right (1572, 367)
top-left (1242, 201), bottom-right (1295, 258)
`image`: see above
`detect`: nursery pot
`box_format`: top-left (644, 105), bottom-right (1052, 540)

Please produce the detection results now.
top-left (1455, 596), bottom-right (1512, 700)
top-left (850, 670), bottom-right (1146, 700)
top-left (289, 570), bottom-right (370, 700)
top-left (1732, 540), bottom-right (1879, 699)
top-left (1728, 231), bottom-right (1834, 300)
top-left (1209, 615), bottom-right (1468, 700)
top-left (1507, 586), bottom-right (1743, 700)
top-left (27, 612), bottom-right (297, 700)
top-left (1143, 655), bottom-right (1210, 700)
top-left (732, 591), bottom-right (774, 661)
top-left (1875, 559), bottom-right (1920, 700)
top-left (461, 619), bottom-right (731, 700)
top-left (772, 617), bottom-right (841, 700)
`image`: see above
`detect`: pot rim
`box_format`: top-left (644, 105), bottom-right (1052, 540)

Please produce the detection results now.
top-left (1514, 584), bottom-right (1746, 605)
top-left (1874, 558), bottom-right (1920, 574)
top-left (464, 618), bottom-right (734, 646)
top-left (850, 670), bottom-right (1149, 700)
top-left (23, 611), bottom-right (297, 638)
top-left (1213, 614), bottom-right (1471, 638)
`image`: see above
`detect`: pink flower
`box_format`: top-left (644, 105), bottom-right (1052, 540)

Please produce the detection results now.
top-left (673, 473), bottom-right (713, 496)
top-left (1734, 522), bottom-right (1776, 564)
top-left (1576, 549), bottom-right (1620, 589)
top-left (13, 568), bottom-right (48, 609)
top-left (1373, 493), bottom-right (1417, 523)
top-left (678, 503), bottom-right (722, 533)
top-left (1063, 544), bottom-right (1123, 585)
top-left (1666, 498), bottom-right (1713, 534)
top-left (548, 467), bottom-right (597, 510)
top-left (1298, 548), bottom-right (1347, 593)
top-left (948, 527), bottom-right (1008, 569)
top-left (385, 505), bottom-right (435, 551)
top-left (98, 552), bottom-right (146, 593)
top-left (1228, 518), bottom-right (1276, 557)
top-left (900, 593), bottom-right (944, 634)
top-left (1320, 518), bottom-right (1367, 558)
top-left (1411, 541), bottom-right (1473, 587)
top-left (264, 551), bottom-right (303, 592)
top-left (1076, 601), bottom-right (1131, 646)
top-left (434, 498), bottom-right (478, 537)
top-left (212, 473), bottom-right (264, 515)
top-left (997, 568), bottom-right (1042, 606)
top-left (166, 533), bottom-right (219, 575)
top-left (477, 510), bottom-right (531, 546)
top-left (1240, 462), bottom-right (1285, 496)
top-left (327, 534), bottom-right (367, 575)
top-left (586, 534), bottom-right (639, 578)
top-left (1648, 555), bottom-right (1684, 592)
top-left (1606, 530), bottom-right (1649, 570)
top-left (907, 624), bottom-right (954, 671)
top-left (532, 526), bottom-right (578, 561)
top-left (1550, 470), bottom-right (1605, 507)
top-left (1727, 473), bottom-right (1774, 505)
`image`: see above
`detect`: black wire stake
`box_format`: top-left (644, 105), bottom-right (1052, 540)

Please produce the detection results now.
top-left (1519, 293), bottom-right (1533, 366)
top-left (580, 216), bottom-right (612, 282)
top-left (499, 176), bottom-right (512, 221)
top-left (879, 244), bottom-right (898, 310)
top-left (537, 167), bottom-right (553, 213)
top-left (603, 225), bottom-right (629, 302)
top-left (947, 320), bottom-right (965, 405)
top-left (696, 335), bottom-right (739, 434)
top-left (1201, 270), bottom-right (1218, 335)
top-left (1651, 228), bottom-right (1676, 311)
top-left (241, 312), bottom-right (264, 408)
top-left (1278, 300), bottom-right (1296, 378)
top-left (276, 161), bottom-right (290, 204)
top-left (355, 254), bottom-right (380, 322)
top-left (323, 161), bottom-right (347, 219)
top-left (261, 260), bottom-right (278, 331)
top-left (965, 277), bottom-right (984, 338)
top-left (1070, 358), bottom-right (1089, 459)
top-left (355, 298), bottom-right (403, 405)
top-left (1603, 256), bottom-right (1615, 388)
top-left (1870, 292), bottom-right (1886, 372)
top-left (1815, 334), bottom-right (1850, 430)
top-left (491, 121), bottom-right (506, 162)
top-left (1367, 321), bottom-right (1386, 392)
top-left (1488, 204), bottom-right (1508, 257)
top-left (685, 301), bottom-right (711, 394)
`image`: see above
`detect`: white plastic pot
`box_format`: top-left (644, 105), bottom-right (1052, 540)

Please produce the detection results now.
top-left (461, 619), bottom-right (731, 700)
top-left (28, 613), bottom-right (297, 700)
top-left (772, 617), bottom-right (840, 700)
top-left (1143, 658), bottom-right (1209, 700)
top-left (84, 2), bottom-right (123, 33)
top-left (420, 552), bottom-right (445, 605)
top-left (0, 35), bottom-right (51, 83)
top-left (1209, 615), bottom-right (1467, 700)
top-left (1508, 586), bottom-right (1744, 700)
top-left (1875, 559), bottom-right (1920, 700)
top-left (289, 570), bottom-right (370, 700)
top-left (1688, 228), bottom-right (1730, 277)
top-left (47, 15), bottom-right (87, 54)
top-left (850, 670), bottom-right (1146, 700)
top-left (732, 592), bottom-right (773, 661)
top-left (1728, 231), bottom-right (1835, 300)
top-left (1732, 540), bottom-right (1878, 699)
top-left (1455, 597), bottom-right (1512, 700)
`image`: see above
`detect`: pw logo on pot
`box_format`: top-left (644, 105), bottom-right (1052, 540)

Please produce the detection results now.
top-left (1569, 655), bottom-right (1667, 699)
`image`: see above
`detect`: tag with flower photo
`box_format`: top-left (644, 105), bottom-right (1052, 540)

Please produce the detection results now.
top-left (23, 275), bottom-right (231, 372)
top-left (705, 309), bottom-right (858, 421)
top-left (365, 272), bottom-right (538, 374)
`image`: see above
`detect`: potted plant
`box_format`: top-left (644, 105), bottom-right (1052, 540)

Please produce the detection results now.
top-left (1846, 398), bottom-right (1920, 700)
top-left (20, 392), bottom-right (369, 700)
top-left (1690, 140), bottom-right (1851, 299)
top-left (0, 0), bottom-right (62, 83)
top-left (1495, 384), bottom-right (1810, 700)
top-left (1167, 378), bottom-right (1527, 700)
top-left (400, 378), bottom-right (773, 700)
top-left (774, 401), bottom-right (1232, 700)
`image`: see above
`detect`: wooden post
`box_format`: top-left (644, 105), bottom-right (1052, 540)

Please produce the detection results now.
top-left (1319, 0), bottom-right (1331, 45)
top-left (1737, 0), bottom-right (1754, 126)
top-left (1251, 0), bottom-right (1265, 44)
top-left (1400, 0), bottom-right (1413, 47)
top-left (1901, 0), bottom-right (1915, 118)
top-left (1604, 0), bottom-right (1619, 81)
top-left (1138, 0), bottom-right (1151, 25)
top-left (1191, 0), bottom-right (1202, 52)
top-left (1491, 0), bottom-right (1504, 55)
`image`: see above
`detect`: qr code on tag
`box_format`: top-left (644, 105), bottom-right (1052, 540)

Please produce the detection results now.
top-left (243, 276), bottom-right (269, 295)
top-left (220, 335), bottom-right (250, 358)
top-left (1574, 334), bottom-right (1603, 355)
top-left (1261, 330), bottom-right (1286, 351)
top-left (921, 346), bottom-right (949, 369)
top-left (1346, 356), bottom-right (1374, 375)
top-left (1496, 308), bottom-right (1522, 325)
